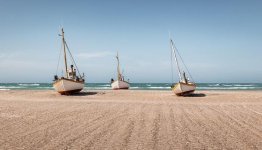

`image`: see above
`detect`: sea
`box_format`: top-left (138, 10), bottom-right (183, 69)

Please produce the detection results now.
top-left (0, 83), bottom-right (262, 91)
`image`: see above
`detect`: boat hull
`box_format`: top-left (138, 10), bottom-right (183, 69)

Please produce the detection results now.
top-left (111, 80), bottom-right (130, 90)
top-left (172, 82), bottom-right (196, 96)
top-left (53, 79), bottom-right (84, 95)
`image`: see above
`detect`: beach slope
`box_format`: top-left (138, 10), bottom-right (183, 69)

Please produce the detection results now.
top-left (0, 90), bottom-right (261, 149)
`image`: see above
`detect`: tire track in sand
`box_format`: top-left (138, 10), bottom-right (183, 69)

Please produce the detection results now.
top-left (209, 105), bottom-right (262, 149)
top-left (80, 108), bottom-right (130, 149)
top-left (31, 104), bottom-right (126, 149)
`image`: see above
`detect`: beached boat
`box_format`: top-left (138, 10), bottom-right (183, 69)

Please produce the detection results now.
top-left (170, 38), bottom-right (196, 96)
top-left (111, 52), bottom-right (130, 90)
top-left (53, 28), bottom-right (85, 95)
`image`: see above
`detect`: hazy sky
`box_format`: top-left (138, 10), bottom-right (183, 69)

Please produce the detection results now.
top-left (0, 0), bottom-right (261, 83)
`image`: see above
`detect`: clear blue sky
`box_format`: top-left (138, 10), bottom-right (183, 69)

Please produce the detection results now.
top-left (0, 0), bottom-right (261, 83)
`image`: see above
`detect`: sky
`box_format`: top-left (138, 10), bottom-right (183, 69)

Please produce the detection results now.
top-left (0, 0), bottom-right (261, 83)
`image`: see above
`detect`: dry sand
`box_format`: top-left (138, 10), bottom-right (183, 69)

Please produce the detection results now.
top-left (0, 90), bottom-right (261, 149)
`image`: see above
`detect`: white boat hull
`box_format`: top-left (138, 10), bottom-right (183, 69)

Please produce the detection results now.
top-left (53, 79), bottom-right (84, 94)
top-left (111, 80), bottom-right (129, 90)
top-left (172, 82), bottom-right (196, 96)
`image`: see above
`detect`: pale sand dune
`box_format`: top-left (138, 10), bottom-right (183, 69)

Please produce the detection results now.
top-left (0, 90), bottom-right (261, 149)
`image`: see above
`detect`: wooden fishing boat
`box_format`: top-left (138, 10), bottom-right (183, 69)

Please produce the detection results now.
top-left (53, 28), bottom-right (85, 95)
top-left (111, 52), bottom-right (130, 90)
top-left (170, 38), bottom-right (196, 96)
top-left (111, 80), bottom-right (129, 90)
top-left (172, 82), bottom-right (196, 96)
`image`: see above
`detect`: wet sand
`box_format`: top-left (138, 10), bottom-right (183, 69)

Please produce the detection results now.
top-left (0, 90), bottom-right (261, 149)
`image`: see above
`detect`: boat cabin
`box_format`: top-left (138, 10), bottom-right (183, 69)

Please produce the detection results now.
top-left (68, 65), bottom-right (76, 80)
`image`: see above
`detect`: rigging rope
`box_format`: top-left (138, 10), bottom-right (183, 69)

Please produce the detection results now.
top-left (170, 41), bottom-right (174, 83)
top-left (173, 44), bottom-right (195, 83)
top-left (64, 41), bottom-right (82, 78)
top-left (170, 39), bottom-right (183, 81)
top-left (55, 42), bottom-right (63, 75)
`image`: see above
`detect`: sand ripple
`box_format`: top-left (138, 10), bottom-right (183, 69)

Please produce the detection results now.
top-left (0, 90), bottom-right (261, 149)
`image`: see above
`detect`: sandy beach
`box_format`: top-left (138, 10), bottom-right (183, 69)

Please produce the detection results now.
top-left (0, 90), bottom-right (261, 149)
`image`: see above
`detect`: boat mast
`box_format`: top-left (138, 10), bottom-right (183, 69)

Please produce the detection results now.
top-left (61, 28), bottom-right (68, 78)
top-left (116, 52), bottom-right (121, 81)
top-left (170, 39), bottom-right (182, 81)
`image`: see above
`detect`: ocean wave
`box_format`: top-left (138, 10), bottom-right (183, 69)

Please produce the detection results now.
top-left (18, 83), bottom-right (40, 86)
top-left (0, 86), bottom-right (24, 89)
top-left (0, 89), bottom-right (10, 90)
top-left (36, 87), bottom-right (54, 89)
top-left (197, 87), bottom-right (257, 90)
top-left (84, 87), bottom-right (111, 90)
top-left (0, 83), bottom-right (261, 91)
top-left (233, 84), bottom-right (254, 87)
top-left (130, 87), bottom-right (139, 89)
top-left (223, 84), bottom-right (233, 87)
top-left (97, 84), bottom-right (111, 87)
top-left (147, 86), bottom-right (170, 89)
top-left (208, 84), bottom-right (254, 87)
top-left (208, 84), bottom-right (220, 87)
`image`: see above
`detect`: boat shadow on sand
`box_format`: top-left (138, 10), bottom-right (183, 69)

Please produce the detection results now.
top-left (183, 93), bottom-right (206, 97)
top-left (65, 91), bottom-right (103, 96)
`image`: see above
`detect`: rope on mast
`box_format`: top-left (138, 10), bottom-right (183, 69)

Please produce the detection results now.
top-left (170, 41), bottom-right (174, 83)
top-left (170, 39), bottom-right (182, 81)
top-left (55, 40), bottom-right (63, 75)
top-left (64, 41), bottom-right (82, 78)
top-left (175, 47), bottom-right (195, 83)
top-left (169, 33), bottom-right (174, 83)
top-left (171, 40), bottom-right (195, 83)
